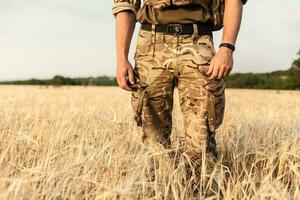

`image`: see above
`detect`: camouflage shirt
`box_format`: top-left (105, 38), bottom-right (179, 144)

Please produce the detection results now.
top-left (112, 0), bottom-right (247, 24)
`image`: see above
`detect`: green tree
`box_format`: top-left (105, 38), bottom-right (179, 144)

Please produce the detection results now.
top-left (286, 49), bottom-right (300, 89)
top-left (292, 49), bottom-right (300, 69)
top-left (52, 75), bottom-right (76, 86)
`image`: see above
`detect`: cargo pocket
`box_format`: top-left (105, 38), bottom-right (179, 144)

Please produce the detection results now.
top-left (206, 79), bottom-right (225, 132)
top-left (131, 84), bottom-right (148, 127)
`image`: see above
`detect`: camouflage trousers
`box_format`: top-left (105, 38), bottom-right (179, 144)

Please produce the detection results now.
top-left (131, 24), bottom-right (225, 163)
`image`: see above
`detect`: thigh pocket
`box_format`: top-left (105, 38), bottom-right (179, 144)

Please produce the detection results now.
top-left (206, 79), bottom-right (225, 132)
top-left (131, 87), bottom-right (148, 127)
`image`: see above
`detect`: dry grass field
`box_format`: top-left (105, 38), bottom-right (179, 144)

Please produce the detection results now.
top-left (0, 85), bottom-right (300, 200)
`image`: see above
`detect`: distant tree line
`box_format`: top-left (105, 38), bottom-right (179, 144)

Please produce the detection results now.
top-left (225, 50), bottom-right (300, 90)
top-left (1, 50), bottom-right (299, 90)
top-left (224, 67), bottom-right (300, 90)
top-left (0, 76), bottom-right (118, 86)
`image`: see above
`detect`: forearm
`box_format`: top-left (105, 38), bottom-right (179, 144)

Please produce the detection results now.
top-left (221, 0), bottom-right (243, 45)
top-left (115, 11), bottom-right (136, 62)
top-left (208, 0), bottom-right (244, 79)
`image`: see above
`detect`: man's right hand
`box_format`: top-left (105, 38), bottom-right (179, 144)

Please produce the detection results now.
top-left (116, 59), bottom-right (137, 91)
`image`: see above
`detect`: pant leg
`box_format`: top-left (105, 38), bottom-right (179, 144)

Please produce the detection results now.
top-left (176, 33), bottom-right (225, 163)
top-left (131, 29), bottom-right (175, 147)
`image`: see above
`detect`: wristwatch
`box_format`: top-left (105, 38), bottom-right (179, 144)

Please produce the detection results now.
top-left (219, 43), bottom-right (235, 52)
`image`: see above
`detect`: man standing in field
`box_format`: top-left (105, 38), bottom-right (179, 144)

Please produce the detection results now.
top-left (112, 0), bottom-right (246, 167)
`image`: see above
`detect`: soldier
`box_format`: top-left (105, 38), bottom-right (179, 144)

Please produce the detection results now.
top-left (112, 0), bottom-right (246, 165)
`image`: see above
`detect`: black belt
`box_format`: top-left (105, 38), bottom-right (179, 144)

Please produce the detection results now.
top-left (141, 23), bottom-right (212, 36)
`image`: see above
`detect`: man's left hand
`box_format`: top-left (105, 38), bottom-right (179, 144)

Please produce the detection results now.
top-left (206, 47), bottom-right (234, 80)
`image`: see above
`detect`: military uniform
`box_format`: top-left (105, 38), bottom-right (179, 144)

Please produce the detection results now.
top-left (113, 0), bottom-right (212, 24)
top-left (112, 0), bottom-right (246, 163)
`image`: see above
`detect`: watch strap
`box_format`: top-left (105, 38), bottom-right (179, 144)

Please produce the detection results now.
top-left (219, 43), bottom-right (235, 52)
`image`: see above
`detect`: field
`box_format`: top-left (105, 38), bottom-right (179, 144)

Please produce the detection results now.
top-left (0, 86), bottom-right (300, 200)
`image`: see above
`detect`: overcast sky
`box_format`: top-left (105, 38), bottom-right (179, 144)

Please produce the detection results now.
top-left (0, 0), bottom-right (299, 81)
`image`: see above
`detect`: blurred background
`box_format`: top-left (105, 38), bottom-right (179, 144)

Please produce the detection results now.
top-left (0, 0), bottom-right (299, 86)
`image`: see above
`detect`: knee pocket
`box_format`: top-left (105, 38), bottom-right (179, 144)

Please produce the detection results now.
top-left (206, 79), bottom-right (226, 132)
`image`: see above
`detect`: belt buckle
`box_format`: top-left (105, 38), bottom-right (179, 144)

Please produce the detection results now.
top-left (167, 24), bottom-right (182, 35)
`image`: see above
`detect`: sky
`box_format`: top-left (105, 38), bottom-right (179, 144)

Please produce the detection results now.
top-left (0, 0), bottom-right (299, 81)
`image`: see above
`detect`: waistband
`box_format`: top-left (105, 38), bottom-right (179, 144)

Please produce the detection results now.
top-left (141, 23), bottom-right (212, 36)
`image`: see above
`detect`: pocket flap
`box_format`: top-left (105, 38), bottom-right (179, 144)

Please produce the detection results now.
top-left (205, 79), bottom-right (225, 96)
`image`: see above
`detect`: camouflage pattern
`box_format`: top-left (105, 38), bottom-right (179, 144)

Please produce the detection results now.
top-left (131, 25), bottom-right (225, 163)
top-left (112, 0), bottom-right (141, 16)
top-left (144, 0), bottom-right (210, 10)
top-left (112, 0), bottom-right (247, 20)
top-left (112, 0), bottom-right (211, 16)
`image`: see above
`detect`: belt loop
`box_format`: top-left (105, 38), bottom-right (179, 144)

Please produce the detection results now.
top-left (151, 24), bottom-right (156, 57)
top-left (151, 24), bottom-right (156, 44)
top-left (192, 24), bottom-right (199, 42)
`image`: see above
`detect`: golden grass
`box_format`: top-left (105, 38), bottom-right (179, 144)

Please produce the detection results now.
top-left (0, 85), bottom-right (299, 199)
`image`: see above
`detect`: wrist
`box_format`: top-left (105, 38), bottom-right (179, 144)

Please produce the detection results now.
top-left (117, 55), bottom-right (129, 63)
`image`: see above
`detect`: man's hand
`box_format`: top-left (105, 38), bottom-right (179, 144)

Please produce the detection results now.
top-left (116, 59), bottom-right (137, 91)
top-left (206, 48), bottom-right (234, 80)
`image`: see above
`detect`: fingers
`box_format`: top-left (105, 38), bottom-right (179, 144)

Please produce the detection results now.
top-left (128, 68), bottom-right (138, 88)
top-left (207, 59), bottom-right (233, 80)
top-left (208, 64), bottom-right (233, 80)
top-left (117, 69), bottom-right (132, 91)
top-left (209, 64), bottom-right (220, 80)
top-left (217, 66), bottom-right (225, 79)
top-left (120, 73), bottom-right (132, 91)
top-left (226, 62), bottom-right (233, 77)
top-left (206, 63), bottom-right (214, 76)
top-left (128, 68), bottom-right (135, 84)
top-left (116, 60), bottom-right (137, 91)
top-left (223, 67), bottom-right (232, 77)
